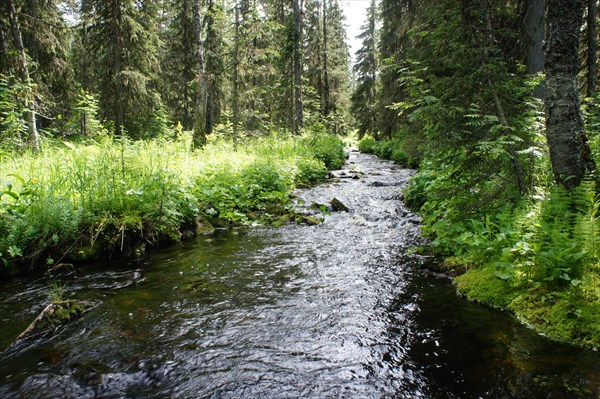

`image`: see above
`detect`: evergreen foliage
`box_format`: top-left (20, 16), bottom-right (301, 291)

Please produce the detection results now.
top-left (351, 0), bottom-right (377, 139)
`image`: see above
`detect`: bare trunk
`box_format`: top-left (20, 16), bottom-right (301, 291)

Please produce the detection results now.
top-left (370, 0), bottom-right (377, 137)
top-left (322, 0), bottom-right (330, 116)
top-left (112, 0), bottom-right (124, 136)
top-left (8, 0), bottom-right (39, 152)
top-left (545, 0), bottom-right (594, 189)
top-left (292, 0), bottom-right (304, 135)
top-left (587, 0), bottom-right (597, 97)
top-left (315, 0), bottom-right (324, 107)
top-left (525, 0), bottom-right (545, 98)
top-left (205, 0), bottom-right (218, 135)
top-left (193, 0), bottom-right (207, 149)
top-left (0, 21), bottom-right (9, 62)
top-left (233, 4), bottom-right (240, 139)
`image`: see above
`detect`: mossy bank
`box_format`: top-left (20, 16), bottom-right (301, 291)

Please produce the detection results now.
top-left (359, 135), bottom-right (600, 349)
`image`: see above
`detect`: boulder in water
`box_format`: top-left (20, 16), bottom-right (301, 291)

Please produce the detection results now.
top-left (195, 216), bottom-right (216, 235)
top-left (330, 198), bottom-right (350, 212)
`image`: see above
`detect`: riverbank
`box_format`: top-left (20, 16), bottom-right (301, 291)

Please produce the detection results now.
top-left (1, 150), bottom-right (597, 398)
top-left (0, 132), bottom-right (345, 276)
top-left (357, 137), bottom-right (600, 350)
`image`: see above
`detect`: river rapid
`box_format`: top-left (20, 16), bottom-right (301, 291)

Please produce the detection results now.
top-left (0, 150), bottom-right (598, 398)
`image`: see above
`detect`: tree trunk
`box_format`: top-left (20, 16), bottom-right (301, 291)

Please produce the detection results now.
top-left (193, 0), bottom-right (207, 149)
top-left (587, 0), bottom-right (597, 97)
top-left (205, 0), bottom-right (219, 136)
top-left (292, 0), bottom-right (304, 135)
top-left (545, 0), bottom-right (594, 189)
top-left (0, 21), bottom-right (9, 63)
top-left (525, 0), bottom-right (545, 98)
top-left (315, 0), bottom-right (324, 109)
top-left (181, 0), bottom-right (191, 131)
top-left (233, 3), bottom-right (240, 140)
top-left (112, 0), bottom-right (124, 136)
top-left (322, 0), bottom-right (330, 117)
top-left (8, 0), bottom-right (39, 152)
top-left (369, 0), bottom-right (377, 138)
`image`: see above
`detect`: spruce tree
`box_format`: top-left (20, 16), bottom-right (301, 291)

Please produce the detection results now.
top-left (376, 0), bottom-right (411, 138)
top-left (82, 0), bottom-right (163, 137)
top-left (351, 0), bottom-right (378, 138)
top-left (323, 0), bottom-right (350, 134)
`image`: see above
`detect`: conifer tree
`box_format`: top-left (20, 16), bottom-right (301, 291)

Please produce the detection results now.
top-left (376, 0), bottom-right (414, 138)
top-left (351, 0), bottom-right (378, 138)
top-left (5, 0), bottom-right (39, 151)
top-left (323, 0), bottom-right (350, 133)
top-left (164, 0), bottom-right (197, 130)
top-left (82, 0), bottom-right (163, 137)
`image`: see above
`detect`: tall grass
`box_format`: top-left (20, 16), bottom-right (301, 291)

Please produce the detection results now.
top-left (0, 132), bottom-right (345, 272)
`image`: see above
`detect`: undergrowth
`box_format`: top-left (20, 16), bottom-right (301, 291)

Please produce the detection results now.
top-left (405, 171), bottom-right (600, 348)
top-left (0, 131), bottom-right (346, 273)
top-left (357, 135), bottom-right (421, 168)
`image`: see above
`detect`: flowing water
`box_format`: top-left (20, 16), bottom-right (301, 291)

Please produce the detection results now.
top-left (0, 151), bottom-right (598, 399)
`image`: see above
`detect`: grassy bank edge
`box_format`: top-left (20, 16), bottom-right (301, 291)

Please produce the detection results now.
top-left (0, 133), bottom-right (347, 277)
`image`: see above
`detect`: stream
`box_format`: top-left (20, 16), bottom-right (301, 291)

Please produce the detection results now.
top-left (0, 150), bottom-right (598, 398)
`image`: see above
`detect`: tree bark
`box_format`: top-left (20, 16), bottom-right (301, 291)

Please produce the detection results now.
top-left (545, 0), bottom-right (594, 189)
top-left (322, 0), bottom-right (330, 117)
top-left (292, 0), bottom-right (304, 135)
top-left (0, 21), bottom-right (9, 63)
top-left (587, 0), bottom-right (597, 97)
top-left (111, 0), bottom-right (124, 136)
top-left (204, 0), bottom-right (219, 136)
top-left (232, 3), bottom-right (240, 140)
top-left (193, 0), bottom-right (207, 149)
top-left (525, 0), bottom-right (545, 98)
top-left (8, 0), bottom-right (40, 152)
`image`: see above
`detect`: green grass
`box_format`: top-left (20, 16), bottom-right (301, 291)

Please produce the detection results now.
top-left (0, 132), bottom-right (346, 272)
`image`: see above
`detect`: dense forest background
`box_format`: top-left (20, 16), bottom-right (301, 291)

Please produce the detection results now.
top-left (1, 0), bottom-right (600, 347)
top-left (0, 0), bottom-right (351, 147)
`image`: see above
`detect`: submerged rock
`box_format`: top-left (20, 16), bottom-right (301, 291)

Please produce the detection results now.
top-left (299, 215), bottom-right (322, 225)
top-left (195, 216), bottom-right (216, 235)
top-left (45, 263), bottom-right (75, 276)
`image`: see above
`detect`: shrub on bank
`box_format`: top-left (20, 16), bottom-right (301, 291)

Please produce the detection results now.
top-left (0, 132), bottom-right (346, 273)
top-left (357, 136), bottom-right (420, 168)
top-left (404, 158), bottom-right (600, 348)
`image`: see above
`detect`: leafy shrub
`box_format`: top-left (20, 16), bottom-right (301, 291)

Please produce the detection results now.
top-left (307, 135), bottom-right (346, 170)
top-left (358, 137), bottom-right (420, 168)
top-left (240, 160), bottom-right (293, 204)
top-left (295, 157), bottom-right (329, 186)
top-left (357, 136), bottom-right (376, 153)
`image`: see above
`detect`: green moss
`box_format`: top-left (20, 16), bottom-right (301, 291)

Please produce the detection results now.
top-left (510, 292), bottom-right (600, 348)
top-left (455, 267), bottom-right (519, 309)
top-left (456, 267), bottom-right (600, 348)
top-left (37, 300), bottom-right (85, 330)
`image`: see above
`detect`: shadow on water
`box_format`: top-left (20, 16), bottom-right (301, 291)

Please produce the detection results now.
top-left (0, 151), bottom-right (598, 398)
